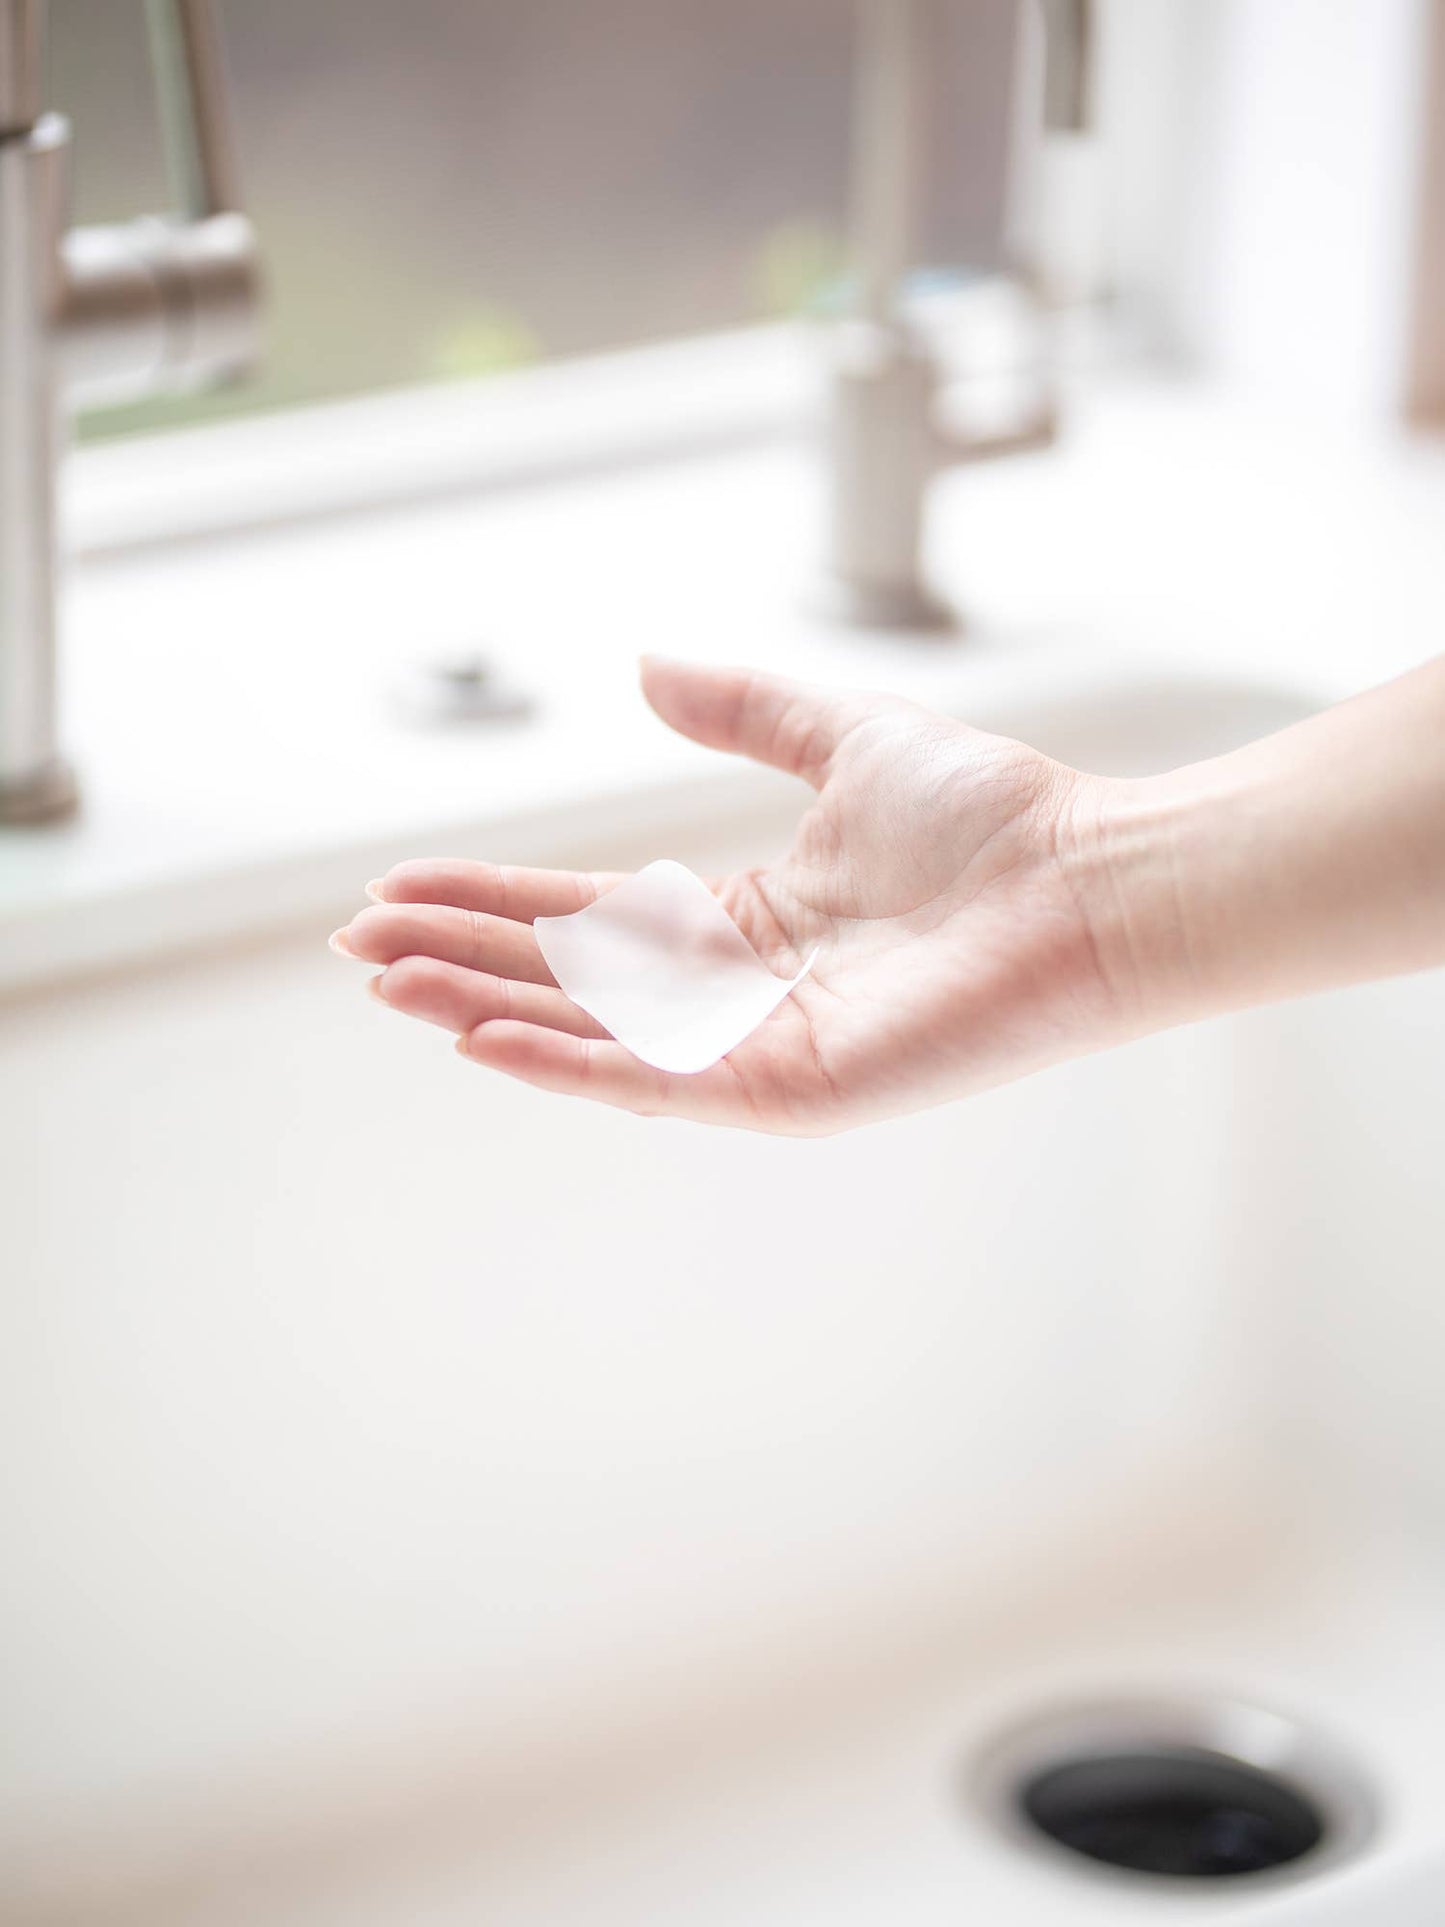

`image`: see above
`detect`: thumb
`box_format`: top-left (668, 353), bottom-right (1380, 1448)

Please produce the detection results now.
top-left (640, 658), bottom-right (869, 789)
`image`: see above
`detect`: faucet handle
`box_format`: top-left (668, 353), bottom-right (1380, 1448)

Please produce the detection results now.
top-left (60, 0), bottom-right (262, 409)
top-left (145, 0), bottom-right (244, 221)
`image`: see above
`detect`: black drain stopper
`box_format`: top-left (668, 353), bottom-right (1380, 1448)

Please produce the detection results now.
top-left (1019, 1747), bottom-right (1326, 1878)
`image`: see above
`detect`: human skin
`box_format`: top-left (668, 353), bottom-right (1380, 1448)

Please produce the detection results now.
top-left (331, 653), bottom-right (1445, 1135)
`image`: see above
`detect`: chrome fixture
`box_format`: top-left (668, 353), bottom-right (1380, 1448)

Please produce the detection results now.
top-left (0, 0), bottom-right (260, 824)
top-left (822, 0), bottom-right (1092, 630)
top-left (1037, 0), bottom-right (1092, 136)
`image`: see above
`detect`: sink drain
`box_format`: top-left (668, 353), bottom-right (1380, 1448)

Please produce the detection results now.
top-left (1021, 1747), bottom-right (1322, 1877)
top-left (972, 1696), bottom-right (1374, 1886)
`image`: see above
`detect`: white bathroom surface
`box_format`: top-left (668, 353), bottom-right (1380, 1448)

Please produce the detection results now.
top-left (5, 366), bottom-right (1445, 1927)
top-left (9, 1489), bottom-right (1445, 1927)
top-left (2, 372), bottom-right (1444, 989)
top-left (261, 1522), bottom-right (1445, 1927)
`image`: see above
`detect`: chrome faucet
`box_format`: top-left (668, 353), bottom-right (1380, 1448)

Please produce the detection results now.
top-left (822, 0), bottom-right (1092, 629)
top-left (0, 0), bottom-right (260, 824)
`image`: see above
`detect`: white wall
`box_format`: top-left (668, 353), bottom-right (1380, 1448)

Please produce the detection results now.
top-left (1099, 0), bottom-right (1435, 422)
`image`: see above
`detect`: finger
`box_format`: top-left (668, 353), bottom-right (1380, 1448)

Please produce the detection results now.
top-left (369, 860), bottom-right (625, 921)
top-left (640, 657), bottom-right (879, 789)
top-left (459, 1022), bottom-right (752, 1125)
top-left (343, 903), bottom-right (555, 984)
top-left (374, 956), bottom-right (608, 1039)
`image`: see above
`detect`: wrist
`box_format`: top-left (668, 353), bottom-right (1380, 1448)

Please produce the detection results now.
top-left (1063, 767), bottom-right (1232, 1034)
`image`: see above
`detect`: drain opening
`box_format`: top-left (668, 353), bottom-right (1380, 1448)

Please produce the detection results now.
top-left (1019, 1747), bottom-right (1324, 1878)
top-left (972, 1697), bottom-right (1374, 1888)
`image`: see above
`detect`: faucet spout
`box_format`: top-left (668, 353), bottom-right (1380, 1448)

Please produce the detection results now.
top-left (819, 0), bottom-right (1093, 633)
top-left (0, 0), bottom-right (261, 825)
top-left (1039, 0), bottom-right (1092, 134)
top-left (0, 101), bottom-right (71, 822)
top-left (0, 0), bottom-right (41, 136)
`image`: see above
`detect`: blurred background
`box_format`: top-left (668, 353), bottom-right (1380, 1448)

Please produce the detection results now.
top-left (46, 0), bottom-right (1445, 441)
top-left (4, 4), bottom-right (1445, 1925)
top-left (52, 0), bottom-right (1016, 431)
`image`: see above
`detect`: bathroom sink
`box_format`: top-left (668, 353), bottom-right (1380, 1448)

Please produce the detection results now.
top-left (4, 644), bottom-right (1444, 1926)
top-left (4, 409), bottom-right (1445, 1923)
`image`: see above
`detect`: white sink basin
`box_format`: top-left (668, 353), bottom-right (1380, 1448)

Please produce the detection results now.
top-left (4, 647), bottom-right (1445, 1926)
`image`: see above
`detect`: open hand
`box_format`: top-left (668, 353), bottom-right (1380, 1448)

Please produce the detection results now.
top-left (333, 659), bottom-right (1136, 1133)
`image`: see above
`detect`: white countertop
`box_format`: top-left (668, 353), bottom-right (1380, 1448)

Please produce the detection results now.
top-left (3, 370), bottom-right (1443, 998)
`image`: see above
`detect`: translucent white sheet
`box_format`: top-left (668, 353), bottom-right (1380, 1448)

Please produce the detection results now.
top-left (534, 860), bottom-right (815, 1075)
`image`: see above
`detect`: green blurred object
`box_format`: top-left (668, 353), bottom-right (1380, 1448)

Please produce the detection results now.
top-left (426, 305), bottom-right (542, 381)
top-left (750, 217), bottom-right (847, 318)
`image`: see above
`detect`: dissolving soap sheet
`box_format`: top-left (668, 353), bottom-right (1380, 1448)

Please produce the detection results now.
top-left (533, 860), bottom-right (815, 1075)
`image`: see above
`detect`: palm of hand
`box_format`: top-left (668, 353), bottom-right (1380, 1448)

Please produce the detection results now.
top-left (712, 707), bottom-right (1108, 1128)
top-left (338, 664), bottom-right (1117, 1133)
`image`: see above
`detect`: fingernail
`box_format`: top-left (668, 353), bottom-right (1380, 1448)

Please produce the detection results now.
top-left (367, 974), bottom-right (388, 1003)
top-left (364, 878), bottom-right (387, 902)
top-left (328, 928), bottom-right (356, 958)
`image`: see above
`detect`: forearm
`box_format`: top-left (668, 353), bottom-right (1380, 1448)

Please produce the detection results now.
top-left (342, 655), bottom-right (1445, 1132)
top-left (1096, 656), bottom-right (1445, 1024)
